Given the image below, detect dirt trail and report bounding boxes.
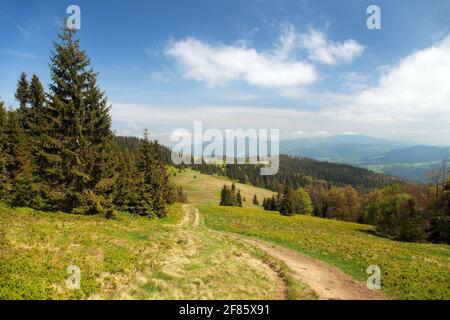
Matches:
[194,207,386,300]
[238,237,387,300]
[192,208,200,227]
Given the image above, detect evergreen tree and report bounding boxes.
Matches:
[135,129,168,218]
[0,101,10,200]
[4,111,38,207]
[253,194,259,206]
[15,72,30,110]
[220,185,231,206]
[27,74,46,135]
[236,190,243,207]
[36,27,115,215]
[280,188,295,216]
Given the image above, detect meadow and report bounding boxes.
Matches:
[200,204,450,300]
[171,169,450,300]
[0,203,299,300]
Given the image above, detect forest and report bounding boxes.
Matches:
[0,28,183,219]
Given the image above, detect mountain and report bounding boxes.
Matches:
[280,135,412,164]
[361,145,450,164]
[280,135,449,183]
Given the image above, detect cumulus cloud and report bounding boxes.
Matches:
[166,37,318,88]
[165,25,364,89]
[298,28,365,65]
[325,35,450,124]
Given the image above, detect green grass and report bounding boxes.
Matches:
[199,204,450,300]
[0,203,294,300]
[170,168,275,207]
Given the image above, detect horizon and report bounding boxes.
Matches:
[1,0,450,146]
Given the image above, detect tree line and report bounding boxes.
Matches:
[191,155,401,192]
[261,167,449,243]
[0,27,182,218]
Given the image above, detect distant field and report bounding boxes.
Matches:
[170,168,275,207]
[0,203,288,300]
[200,204,450,300]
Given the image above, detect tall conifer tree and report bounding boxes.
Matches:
[37,27,114,214]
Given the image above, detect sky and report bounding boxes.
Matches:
[1,0,450,146]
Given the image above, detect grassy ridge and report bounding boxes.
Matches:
[0,204,287,300]
[200,204,450,300]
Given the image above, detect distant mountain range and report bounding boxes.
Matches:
[280,135,450,183]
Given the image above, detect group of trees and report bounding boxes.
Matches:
[192,155,400,192]
[220,183,243,207]
[261,168,450,243]
[262,188,313,216]
[0,28,177,218]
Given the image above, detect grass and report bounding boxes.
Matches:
[169,168,275,207]
[199,204,450,300]
[0,202,299,300]
[171,170,450,300]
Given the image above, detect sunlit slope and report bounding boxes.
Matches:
[173,169,450,300]
[0,204,287,300]
[170,168,275,206]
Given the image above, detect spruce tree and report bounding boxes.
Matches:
[15,72,30,110]
[27,74,46,135]
[236,190,243,207]
[253,194,259,206]
[37,27,115,214]
[4,111,38,207]
[0,101,11,201]
[136,129,168,218]
[220,185,231,206]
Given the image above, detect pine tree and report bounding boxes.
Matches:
[15,72,30,110]
[27,74,46,135]
[220,185,231,206]
[0,101,11,200]
[36,27,115,214]
[253,194,259,206]
[236,190,243,207]
[280,188,294,216]
[4,111,38,207]
[135,129,168,218]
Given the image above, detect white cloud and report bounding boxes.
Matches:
[340,72,369,91]
[298,28,365,65]
[325,35,450,124]
[166,37,318,88]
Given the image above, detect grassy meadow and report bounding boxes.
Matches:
[171,169,450,300]
[0,203,300,300]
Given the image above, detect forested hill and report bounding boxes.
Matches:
[115,136,172,164]
[114,137,400,191]
[192,155,401,192]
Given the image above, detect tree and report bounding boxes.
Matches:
[220,185,232,206]
[292,188,313,215]
[429,174,450,243]
[135,129,168,218]
[326,186,360,221]
[236,190,243,207]
[3,111,38,208]
[280,188,295,216]
[15,72,30,110]
[27,74,46,135]
[35,27,116,215]
[0,101,10,200]
[252,194,259,206]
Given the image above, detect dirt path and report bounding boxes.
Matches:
[237,237,387,300]
[192,208,200,227]
[194,207,386,300]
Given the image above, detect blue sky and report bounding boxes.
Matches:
[1,0,450,145]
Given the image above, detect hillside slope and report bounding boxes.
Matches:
[172,170,450,300]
